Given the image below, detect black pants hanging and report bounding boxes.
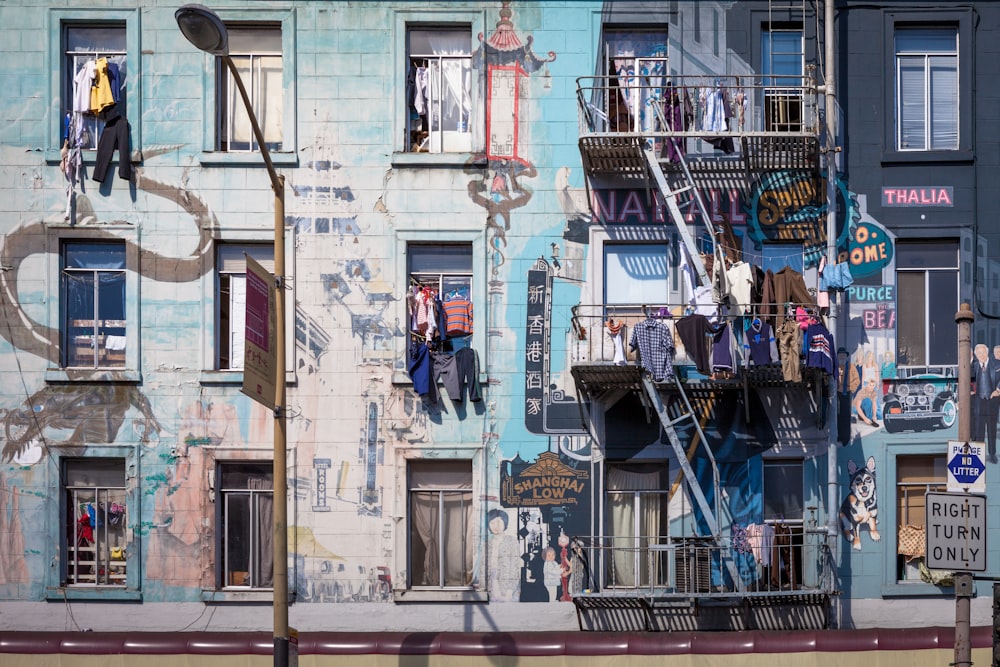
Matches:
[93,112,132,183]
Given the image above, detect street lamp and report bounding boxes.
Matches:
[175,5,289,667]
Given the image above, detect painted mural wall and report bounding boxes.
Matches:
[0,0,996,633]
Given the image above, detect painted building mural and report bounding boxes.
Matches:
[0,0,997,634]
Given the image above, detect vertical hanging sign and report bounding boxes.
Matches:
[242,253,277,410]
[524,259,551,434]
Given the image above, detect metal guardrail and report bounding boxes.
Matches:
[576,73,819,140]
[571,529,835,599]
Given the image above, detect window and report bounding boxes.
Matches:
[895,454,946,581]
[895,27,958,151]
[63,24,127,151]
[762,459,803,591]
[605,462,668,588]
[407,460,473,588]
[407,243,473,344]
[896,240,958,369]
[64,458,127,587]
[604,30,668,133]
[217,243,274,370]
[406,27,472,153]
[62,241,126,368]
[217,25,282,152]
[604,243,670,308]
[762,25,804,132]
[218,462,273,589]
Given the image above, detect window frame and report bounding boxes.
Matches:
[215,242,276,371]
[47,227,140,382]
[761,23,805,133]
[216,460,274,590]
[406,459,474,589]
[603,461,669,590]
[63,457,129,588]
[894,27,958,152]
[393,229,486,383]
[587,226,682,318]
[882,446,950,596]
[405,26,474,155]
[894,239,959,372]
[200,230,296,385]
[882,9,973,163]
[47,8,142,161]
[216,24,284,153]
[60,240,127,370]
[392,8,486,165]
[192,8,297,166]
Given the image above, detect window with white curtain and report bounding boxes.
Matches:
[895,27,958,151]
[406,27,472,153]
[605,462,668,588]
[218,25,283,152]
[407,460,473,588]
[218,461,273,589]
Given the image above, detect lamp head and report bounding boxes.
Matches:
[175,4,229,56]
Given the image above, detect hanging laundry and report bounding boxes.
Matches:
[805,321,837,379]
[675,313,718,375]
[91,57,116,114]
[605,319,626,366]
[744,318,778,366]
[92,108,132,183]
[777,318,803,382]
[629,314,676,382]
[443,291,473,336]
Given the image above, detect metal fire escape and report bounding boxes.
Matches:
[571,0,824,620]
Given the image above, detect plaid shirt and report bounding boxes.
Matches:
[629,318,676,382]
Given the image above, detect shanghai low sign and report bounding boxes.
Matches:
[925,492,987,572]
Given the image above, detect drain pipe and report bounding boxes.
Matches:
[823,0,840,545]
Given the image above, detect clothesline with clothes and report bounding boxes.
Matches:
[62,54,132,220]
[594,297,836,385]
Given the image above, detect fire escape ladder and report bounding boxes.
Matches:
[640,374,744,593]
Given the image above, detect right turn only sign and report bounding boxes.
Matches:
[925,492,987,572]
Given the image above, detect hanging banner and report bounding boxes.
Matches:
[524,259,551,434]
[241,253,277,410]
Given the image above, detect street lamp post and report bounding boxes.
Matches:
[175,5,288,666]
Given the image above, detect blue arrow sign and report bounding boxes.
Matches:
[948,453,985,485]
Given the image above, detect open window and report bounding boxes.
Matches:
[895,454,946,581]
[217,25,283,152]
[406,27,472,153]
[64,458,128,587]
[761,24,804,132]
[63,23,127,151]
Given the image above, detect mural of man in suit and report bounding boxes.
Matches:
[972,343,1000,463]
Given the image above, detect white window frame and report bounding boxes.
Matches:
[216,243,275,370]
[192,8,296,166]
[63,457,128,588]
[217,24,283,153]
[217,461,274,590]
[586,226,683,318]
[47,8,142,158]
[393,8,485,161]
[61,240,127,370]
[895,27,959,152]
[200,230,296,385]
[406,27,473,154]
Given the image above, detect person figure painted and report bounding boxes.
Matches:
[972,343,1000,462]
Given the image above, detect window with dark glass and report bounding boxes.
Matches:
[62,241,126,368]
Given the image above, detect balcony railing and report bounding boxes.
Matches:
[571,528,836,600]
[576,73,820,142]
